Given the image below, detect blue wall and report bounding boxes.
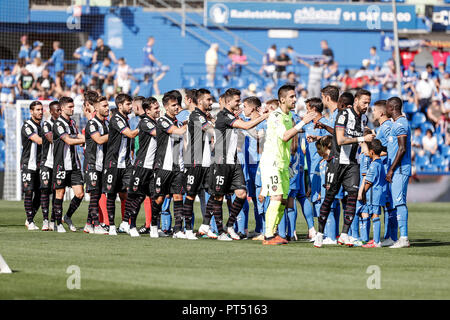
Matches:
[16,7,393,92]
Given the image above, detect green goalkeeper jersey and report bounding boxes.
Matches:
[260,108,293,170]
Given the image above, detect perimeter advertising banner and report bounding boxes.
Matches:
[432,6,450,31]
[205,1,417,31]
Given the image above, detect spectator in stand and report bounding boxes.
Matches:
[133,73,153,97]
[426,63,438,81]
[411,127,423,160]
[365,78,381,101]
[30,41,43,61]
[93,38,117,65]
[231,47,248,77]
[0,67,17,114]
[339,69,353,91]
[114,57,134,94]
[102,75,115,101]
[446,126,450,146]
[71,73,86,97]
[400,47,420,69]
[12,58,27,82]
[367,46,380,70]
[36,68,55,97]
[320,40,334,65]
[427,97,445,130]
[440,71,450,98]
[286,46,300,73]
[431,46,450,69]
[403,62,419,84]
[422,129,438,156]
[55,70,70,98]
[48,41,65,74]
[274,49,291,82]
[260,44,277,80]
[323,61,340,86]
[437,62,446,81]
[286,71,305,95]
[205,43,219,85]
[296,88,308,117]
[141,36,165,95]
[73,39,94,75]
[91,57,115,91]
[416,71,436,113]
[242,83,258,100]
[222,51,235,81]
[18,35,31,63]
[26,57,46,80]
[17,68,35,99]
[298,58,324,98]
[257,83,275,102]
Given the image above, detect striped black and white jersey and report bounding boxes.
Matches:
[21,119,42,171]
[134,115,157,169]
[154,114,184,172]
[53,116,81,171]
[40,119,54,169]
[184,107,212,168]
[213,108,239,165]
[104,110,132,169]
[332,107,368,165]
[84,115,109,172]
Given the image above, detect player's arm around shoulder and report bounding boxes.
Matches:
[232,112,268,130]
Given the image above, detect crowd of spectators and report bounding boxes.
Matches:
[202,40,450,173]
[0,35,168,116]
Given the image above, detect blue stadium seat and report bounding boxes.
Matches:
[411,112,426,129]
[0,118,5,137]
[230,77,248,90]
[0,140,5,163]
[415,155,429,171]
[403,101,417,114]
[247,76,264,89]
[431,155,449,171]
[0,160,4,172]
[420,122,434,133]
[197,76,207,88]
[437,134,444,146]
[181,76,196,89]
[215,77,229,90]
[440,145,450,157]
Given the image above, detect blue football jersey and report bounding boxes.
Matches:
[387,116,412,176]
[365,158,387,206]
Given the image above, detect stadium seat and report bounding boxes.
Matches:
[215,77,229,90]
[197,76,207,88]
[0,160,4,171]
[415,155,429,171]
[411,112,426,129]
[420,122,434,133]
[431,155,449,171]
[181,76,196,89]
[0,118,5,138]
[247,76,264,89]
[403,101,417,114]
[437,135,444,146]
[440,145,450,157]
[0,140,5,163]
[230,77,248,90]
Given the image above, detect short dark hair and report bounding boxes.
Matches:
[278,84,295,100]
[243,96,262,109]
[29,101,42,111]
[316,135,332,151]
[387,96,403,113]
[133,96,145,104]
[305,97,323,113]
[59,96,74,107]
[48,100,59,111]
[84,90,99,106]
[368,139,383,156]
[321,85,339,102]
[224,88,241,103]
[355,89,371,99]
[196,88,211,103]
[94,96,107,105]
[373,99,387,112]
[142,97,158,111]
[185,89,198,104]
[167,90,182,105]
[115,93,132,108]
[162,92,179,106]
[338,92,354,108]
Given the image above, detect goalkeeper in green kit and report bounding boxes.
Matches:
[259,84,316,245]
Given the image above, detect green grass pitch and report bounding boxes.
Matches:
[0,200,449,299]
